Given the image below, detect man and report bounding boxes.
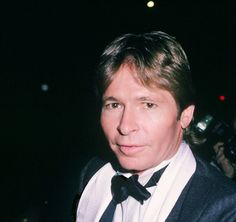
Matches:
[75,31,236,221]
[213,109,236,179]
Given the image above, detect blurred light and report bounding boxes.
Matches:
[219,95,225,101]
[147,1,155,8]
[41,84,49,92]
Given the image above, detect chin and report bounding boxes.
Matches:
[117,156,145,173]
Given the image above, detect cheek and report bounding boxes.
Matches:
[100,114,116,140]
[147,118,179,140]
[100,115,108,134]
[148,115,172,129]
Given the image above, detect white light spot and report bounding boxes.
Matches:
[147,1,155,8]
[41,84,49,92]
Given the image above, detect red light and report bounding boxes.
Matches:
[219,95,225,101]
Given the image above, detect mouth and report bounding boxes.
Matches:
[117,144,145,156]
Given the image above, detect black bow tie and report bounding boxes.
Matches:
[111,165,167,204]
[99,165,167,222]
[111,174,150,204]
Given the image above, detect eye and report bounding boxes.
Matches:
[104,102,121,110]
[144,102,157,109]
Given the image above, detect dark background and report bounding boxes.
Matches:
[1,0,236,221]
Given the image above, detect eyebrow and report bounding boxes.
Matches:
[137,96,155,101]
[102,96,119,103]
[102,96,156,103]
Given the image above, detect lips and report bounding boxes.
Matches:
[117,144,145,156]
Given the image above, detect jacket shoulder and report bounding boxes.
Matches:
[78,157,108,193]
[72,157,107,221]
[170,156,236,222]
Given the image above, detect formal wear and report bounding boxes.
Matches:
[75,142,236,222]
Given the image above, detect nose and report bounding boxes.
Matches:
[117,107,139,136]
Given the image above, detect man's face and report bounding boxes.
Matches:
[100,64,193,173]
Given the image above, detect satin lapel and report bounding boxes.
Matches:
[166,168,215,222]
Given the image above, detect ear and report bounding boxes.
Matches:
[180,105,195,129]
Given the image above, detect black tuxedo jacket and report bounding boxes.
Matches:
[75,155,236,222]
